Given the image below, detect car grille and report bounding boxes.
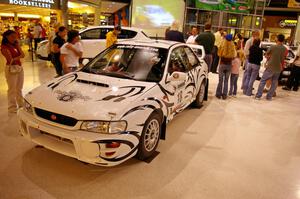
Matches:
[35,108,78,127]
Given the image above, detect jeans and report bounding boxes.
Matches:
[204,54,213,72]
[52,53,63,76]
[211,46,219,73]
[256,68,280,100]
[243,63,260,96]
[216,64,231,97]
[286,65,300,90]
[5,66,24,112]
[241,59,249,90]
[229,74,239,95]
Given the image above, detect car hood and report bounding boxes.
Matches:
[26,72,156,121]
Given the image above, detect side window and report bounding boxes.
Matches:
[184,47,199,68]
[100,28,113,39]
[118,30,138,39]
[168,47,192,74]
[80,29,101,39]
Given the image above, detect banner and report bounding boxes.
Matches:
[196,0,250,13]
[2,0,60,9]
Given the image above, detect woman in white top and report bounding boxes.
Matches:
[60,30,83,74]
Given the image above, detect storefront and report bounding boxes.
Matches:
[0,0,61,40]
[262,15,298,43]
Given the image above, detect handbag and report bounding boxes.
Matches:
[9,64,22,74]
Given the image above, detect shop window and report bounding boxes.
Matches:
[80,29,101,39]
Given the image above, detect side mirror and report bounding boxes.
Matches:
[82,59,89,66]
[168,72,187,82]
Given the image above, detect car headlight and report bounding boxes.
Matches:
[81,121,127,134]
[24,99,33,114]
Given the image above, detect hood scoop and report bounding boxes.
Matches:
[76,79,109,88]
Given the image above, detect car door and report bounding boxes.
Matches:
[166,47,193,114]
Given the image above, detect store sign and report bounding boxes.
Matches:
[4,0,60,9]
[279,20,298,28]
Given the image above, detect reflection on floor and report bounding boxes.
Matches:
[0,52,300,199]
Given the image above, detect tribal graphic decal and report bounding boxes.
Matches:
[93,131,140,162]
[100,86,146,102]
[55,90,91,102]
[48,73,78,91]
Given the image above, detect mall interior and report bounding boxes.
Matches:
[0,0,300,199]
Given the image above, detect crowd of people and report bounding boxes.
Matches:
[165,21,300,101]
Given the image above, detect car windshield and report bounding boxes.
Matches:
[82,45,168,82]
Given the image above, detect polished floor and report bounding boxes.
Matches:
[0,52,300,199]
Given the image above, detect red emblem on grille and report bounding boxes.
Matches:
[51,114,57,121]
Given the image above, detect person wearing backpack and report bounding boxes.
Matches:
[216,34,236,100]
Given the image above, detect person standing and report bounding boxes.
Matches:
[52,26,67,77]
[255,34,287,100]
[211,28,223,73]
[1,30,25,113]
[186,26,198,44]
[48,23,60,61]
[195,23,215,72]
[165,21,184,43]
[106,25,121,48]
[241,30,260,90]
[216,34,236,100]
[60,30,83,74]
[283,45,300,91]
[33,21,42,51]
[243,39,263,96]
[229,54,241,97]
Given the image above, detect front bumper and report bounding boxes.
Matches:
[18,109,140,166]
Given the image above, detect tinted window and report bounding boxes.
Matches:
[80,29,101,39]
[118,30,138,39]
[168,47,193,74]
[82,45,168,82]
[184,47,199,68]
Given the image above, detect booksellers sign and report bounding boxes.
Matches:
[3,0,60,9]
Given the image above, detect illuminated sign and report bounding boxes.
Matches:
[288,0,300,8]
[279,19,298,28]
[4,0,60,9]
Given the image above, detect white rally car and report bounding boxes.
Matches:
[18,40,209,166]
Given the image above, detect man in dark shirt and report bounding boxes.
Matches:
[165,21,184,43]
[52,26,67,77]
[255,34,287,100]
[195,23,215,72]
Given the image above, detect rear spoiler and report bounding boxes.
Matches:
[187,44,205,60]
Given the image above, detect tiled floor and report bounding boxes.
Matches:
[0,52,300,199]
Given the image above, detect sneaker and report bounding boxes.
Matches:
[222,95,227,100]
[254,96,261,100]
[282,87,291,91]
[216,95,221,99]
[292,88,299,92]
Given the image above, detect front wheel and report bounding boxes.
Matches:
[137,112,161,160]
[193,80,206,108]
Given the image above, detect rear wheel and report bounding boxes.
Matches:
[137,112,161,160]
[193,80,206,108]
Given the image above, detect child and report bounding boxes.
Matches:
[229,53,241,97]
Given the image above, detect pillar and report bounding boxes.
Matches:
[61,0,68,27]
[94,0,102,26]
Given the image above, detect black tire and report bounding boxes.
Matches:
[137,112,161,160]
[193,80,206,108]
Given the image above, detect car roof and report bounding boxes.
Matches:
[117,39,181,49]
[82,26,144,33]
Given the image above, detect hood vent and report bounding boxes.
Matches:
[76,79,109,88]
